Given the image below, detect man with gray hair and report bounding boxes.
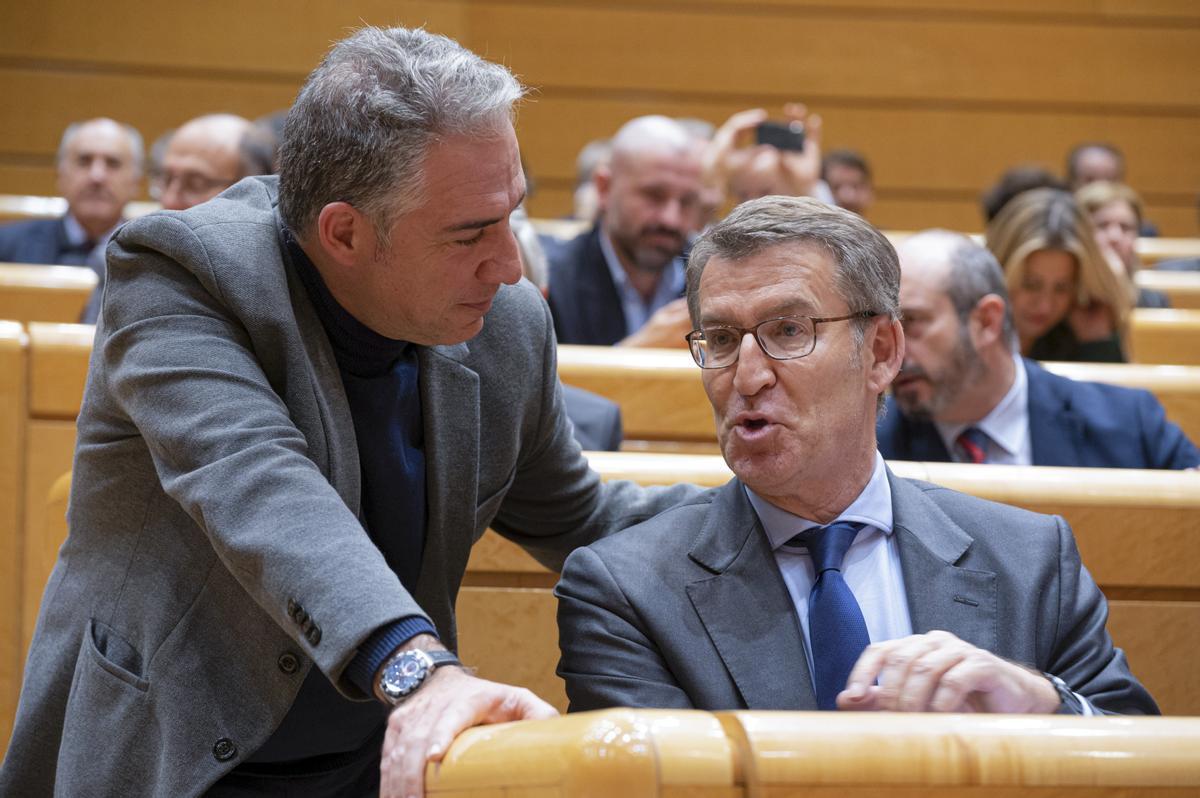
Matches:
[547,114,704,347]
[879,230,1199,469]
[2,26,694,797]
[556,197,1155,716]
[0,117,143,321]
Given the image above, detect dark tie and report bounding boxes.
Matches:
[956,427,989,464]
[790,521,870,710]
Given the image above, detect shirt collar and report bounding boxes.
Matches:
[597,229,686,301]
[62,213,119,248]
[934,350,1027,459]
[748,451,894,552]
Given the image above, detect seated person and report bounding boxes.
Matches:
[1065,142,1158,236]
[986,188,1131,362]
[547,116,703,347]
[1076,181,1169,308]
[979,165,1064,224]
[556,196,1156,716]
[822,149,875,217]
[879,230,1199,469]
[152,113,273,211]
[0,117,143,322]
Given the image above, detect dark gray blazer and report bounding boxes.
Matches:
[556,472,1157,715]
[2,177,695,796]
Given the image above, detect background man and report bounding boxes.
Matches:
[0,117,143,321]
[154,112,274,210]
[556,196,1155,717]
[822,149,875,217]
[879,229,1199,469]
[547,115,703,347]
[2,27,693,798]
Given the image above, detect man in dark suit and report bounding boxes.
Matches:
[878,230,1199,469]
[0,117,143,321]
[547,115,703,347]
[556,197,1155,716]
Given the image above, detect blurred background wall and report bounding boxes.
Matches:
[1,0,1197,233]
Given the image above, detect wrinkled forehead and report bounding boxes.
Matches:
[697,242,840,323]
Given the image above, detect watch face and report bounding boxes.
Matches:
[382,651,432,700]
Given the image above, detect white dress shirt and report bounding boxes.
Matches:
[934,352,1032,465]
[748,452,913,688]
[598,230,686,338]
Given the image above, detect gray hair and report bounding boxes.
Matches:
[58,118,145,177]
[686,196,901,346]
[278,26,525,239]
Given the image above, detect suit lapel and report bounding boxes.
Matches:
[685,481,817,710]
[890,473,997,652]
[413,343,479,609]
[1025,359,1086,466]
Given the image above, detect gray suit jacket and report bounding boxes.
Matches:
[556,471,1157,715]
[2,177,695,797]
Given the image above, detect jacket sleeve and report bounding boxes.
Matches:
[1044,516,1159,714]
[1134,389,1200,469]
[555,546,695,711]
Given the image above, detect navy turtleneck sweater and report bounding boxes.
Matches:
[246,232,437,764]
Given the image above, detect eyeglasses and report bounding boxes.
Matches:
[148,170,235,202]
[685,311,879,369]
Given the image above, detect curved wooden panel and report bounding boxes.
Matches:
[0,264,95,325]
[1131,308,1200,366]
[0,320,26,754]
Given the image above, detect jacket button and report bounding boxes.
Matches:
[278,653,299,674]
[287,598,300,618]
[306,625,322,646]
[213,738,237,762]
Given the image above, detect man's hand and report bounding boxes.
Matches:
[617,298,693,349]
[835,631,1062,713]
[378,654,557,798]
[702,104,824,201]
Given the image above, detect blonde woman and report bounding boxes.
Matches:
[1076,181,1170,308]
[986,188,1131,362]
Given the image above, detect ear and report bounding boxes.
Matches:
[314,201,376,269]
[970,294,1007,349]
[865,316,904,397]
[593,164,613,209]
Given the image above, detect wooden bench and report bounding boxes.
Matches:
[1131,308,1200,366]
[558,345,1200,450]
[0,194,157,222]
[0,321,25,752]
[0,263,96,325]
[1137,269,1200,310]
[428,709,1200,797]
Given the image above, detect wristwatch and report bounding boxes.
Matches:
[378,648,461,705]
[1043,672,1085,715]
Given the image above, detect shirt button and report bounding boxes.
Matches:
[277,653,299,674]
[212,738,237,762]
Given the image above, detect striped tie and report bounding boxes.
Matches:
[956,427,989,464]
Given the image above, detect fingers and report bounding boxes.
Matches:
[379,669,559,798]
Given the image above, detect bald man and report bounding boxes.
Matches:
[155,114,273,210]
[0,117,143,321]
[547,115,704,346]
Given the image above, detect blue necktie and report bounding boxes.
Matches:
[792,521,870,710]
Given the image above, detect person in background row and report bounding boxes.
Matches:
[1075,181,1169,308]
[822,149,875,217]
[0,117,143,323]
[702,103,832,208]
[1065,142,1158,236]
[986,188,1130,363]
[556,197,1157,717]
[547,115,704,348]
[979,165,1064,224]
[879,229,1198,469]
[569,138,611,224]
[153,113,274,211]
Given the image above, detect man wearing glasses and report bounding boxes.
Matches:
[555,196,1155,716]
[152,113,273,211]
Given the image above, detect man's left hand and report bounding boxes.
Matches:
[379,666,558,798]
[836,630,1062,713]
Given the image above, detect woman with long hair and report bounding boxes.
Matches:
[986,188,1131,362]
[1076,180,1170,308]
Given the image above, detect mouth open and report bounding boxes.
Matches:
[742,418,768,431]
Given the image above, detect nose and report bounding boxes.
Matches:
[87,158,109,182]
[730,331,776,397]
[478,225,524,286]
[657,197,687,232]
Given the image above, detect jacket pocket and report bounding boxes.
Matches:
[84,618,150,692]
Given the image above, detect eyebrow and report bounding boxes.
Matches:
[442,191,528,234]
